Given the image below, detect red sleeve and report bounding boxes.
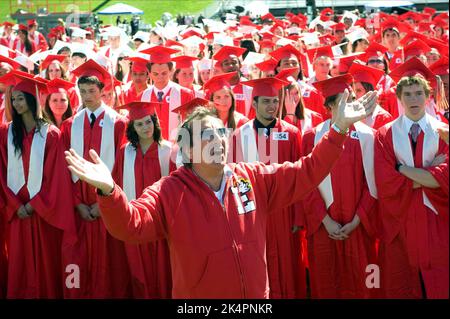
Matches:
[355,180,377,237]
[114,115,128,150]
[423,141,449,202]
[111,145,125,188]
[254,128,346,213]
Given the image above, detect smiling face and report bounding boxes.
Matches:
[11,90,31,115]
[177,67,195,87]
[253,95,280,124]
[133,115,155,141]
[212,88,233,114]
[47,62,63,80]
[48,92,69,117]
[399,83,428,121]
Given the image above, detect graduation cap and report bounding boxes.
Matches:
[389,57,436,87]
[307,45,334,62]
[348,63,384,88]
[180,28,204,40]
[212,45,246,63]
[330,22,346,32]
[261,12,275,21]
[319,33,336,45]
[425,38,449,57]
[139,46,179,64]
[346,28,369,44]
[171,97,210,120]
[203,72,237,93]
[127,56,149,73]
[274,67,298,83]
[400,11,420,22]
[244,77,289,97]
[0,70,47,98]
[116,101,159,121]
[313,74,353,98]
[270,44,303,62]
[40,54,66,70]
[172,55,198,69]
[255,58,278,72]
[423,7,436,16]
[27,19,37,26]
[46,78,75,94]
[47,32,57,39]
[0,54,20,69]
[18,24,27,31]
[70,27,90,39]
[381,18,401,33]
[338,52,365,73]
[71,59,114,89]
[429,56,449,75]
[399,31,427,46]
[165,39,185,49]
[403,39,431,58]
[258,39,275,49]
[433,18,448,30]
[2,21,14,28]
[320,8,334,21]
[418,22,434,33]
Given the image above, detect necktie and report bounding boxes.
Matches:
[410,123,420,143]
[90,113,96,128]
[157,91,164,102]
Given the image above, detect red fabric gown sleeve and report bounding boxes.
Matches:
[355,179,377,238]
[423,141,449,204]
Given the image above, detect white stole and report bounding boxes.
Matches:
[300,109,313,134]
[7,123,49,198]
[242,84,253,118]
[123,141,172,200]
[70,107,117,182]
[391,114,440,214]
[141,82,182,141]
[239,121,259,162]
[314,120,334,209]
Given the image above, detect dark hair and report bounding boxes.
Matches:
[382,28,400,38]
[115,57,125,81]
[209,87,237,130]
[240,40,256,59]
[324,94,339,109]
[172,68,181,83]
[351,39,368,53]
[18,29,33,56]
[71,52,87,60]
[176,107,218,168]
[44,92,73,126]
[275,59,303,81]
[10,91,46,156]
[366,56,389,74]
[126,114,162,149]
[358,81,374,94]
[282,83,306,120]
[78,76,105,90]
[57,46,71,55]
[148,62,174,72]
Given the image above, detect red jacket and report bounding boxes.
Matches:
[98,129,347,298]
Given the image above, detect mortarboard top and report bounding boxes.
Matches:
[27,19,37,26]
[348,63,385,87]
[132,31,150,42]
[338,52,365,73]
[47,32,57,39]
[423,7,436,16]
[212,45,246,63]
[429,56,449,75]
[275,37,296,47]
[424,38,449,57]
[362,42,388,61]
[127,56,149,73]
[381,18,401,33]
[2,21,14,27]
[307,45,334,62]
[204,31,219,40]
[244,77,289,98]
[242,52,266,66]
[258,39,275,49]
[313,74,353,98]
[399,30,427,46]
[180,28,204,40]
[139,46,179,64]
[319,33,336,44]
[165,39,185,49]
[172,55,198,69]
[14,50,38,70]
[289,16,306,27]
[354,18,366,28]
[0,54,20,69]
[270,44,303,62]
[330,22,346,32]
[346,27,369,44]
[0,70,47,98]
[71,59,114,89]
[171,97,210,120]
[320,8,334,21]
[40,54,66,70]
[403,39,432,58]
[400,11,420,22]
[261,13,275,21]
[389,57,436,87]
[287,34,301,41]
[255,58,278,72]
[274,67,298,83]
[259,31,275,41]
[433,17,448,30]
[285,12,295,19]
[203,72,237,93]
[70,27,90,38]
[46,78,75,95]
[18,24,27,31]
[116,101,159,121]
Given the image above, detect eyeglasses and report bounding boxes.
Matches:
[368,59,384,64]
[200,127,229,141]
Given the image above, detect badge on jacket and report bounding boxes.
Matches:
[234,178,256,214]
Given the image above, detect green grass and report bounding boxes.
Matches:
[1,0,214,25]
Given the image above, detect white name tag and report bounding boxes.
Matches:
[395,58,402,64]
[303,91,310,98]
[272,132,289,141]
[165,96,170,103]
[235,94,244,100]
[99,119,104,127]
[350,130,359,140]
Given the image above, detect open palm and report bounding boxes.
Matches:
[335,89,378,129]
[65,149,115,194]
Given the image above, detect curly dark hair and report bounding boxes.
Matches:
[126,114,162,149]
[10,91,46,156]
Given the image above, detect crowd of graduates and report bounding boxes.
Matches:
[0,5,448,299]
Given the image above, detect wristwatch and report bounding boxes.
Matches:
[331,123,349,135]
[395,163,403,172]
[97,184,115,196]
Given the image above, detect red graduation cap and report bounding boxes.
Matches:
[289,16,306,27]
[433,18,448,30]
[46,78,75,94]
[389,57,436,87]
[171,97,210,120]
[255,58,278,72]
[285,12,295,19]
[259,31,275,41]
[27,19,37,26]
[0,54,21,69]
[0,70,47,97]
[354,18,366,28]
[320,8,334,21]
[47,32,57,39]
[313,74,353,98]
[274,67,298,82]
[165,39,185,48]
[126,57,149,73]
[425,38,449,57]
[418,22,434,33]
[306,45,334,62]
[139,46,179,64]
[269,44,303,62]
[18,24,27,31]
[244,77,289,97]
[258,39,275,49]
[348,63,384,87]
[338,52,365,73]
[423,7,436,16]
[181,29,204,39]
[204,31,219,40]
[41,54,66,70]
[212,45,247,62]
[116,101,159,121]
[399,30,427,46]
[319,33,336,45]
[261,13,275,21]
[381,18,401,33]
[400,11,420,22]
[172,55,198,69]
[330,22,346,32]
[428,56,449,75]
[403,39,431,58]
[363,42,388,59]
[71,59,114,89]
[203,72,237,93]
[2,21,14,27]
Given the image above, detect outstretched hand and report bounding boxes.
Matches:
[334,89,378,131]
[65,149,115,194]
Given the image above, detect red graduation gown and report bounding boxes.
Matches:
[123,83,147,104]
[60,111,131,298]
[97,129,347,298]
[298,80,328,119]
[231,119,307,298]
[0,176,6,298]
[374,123,449,299]
[0,124,77,298]
[112,142,177,298]
[301,125,378,298]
